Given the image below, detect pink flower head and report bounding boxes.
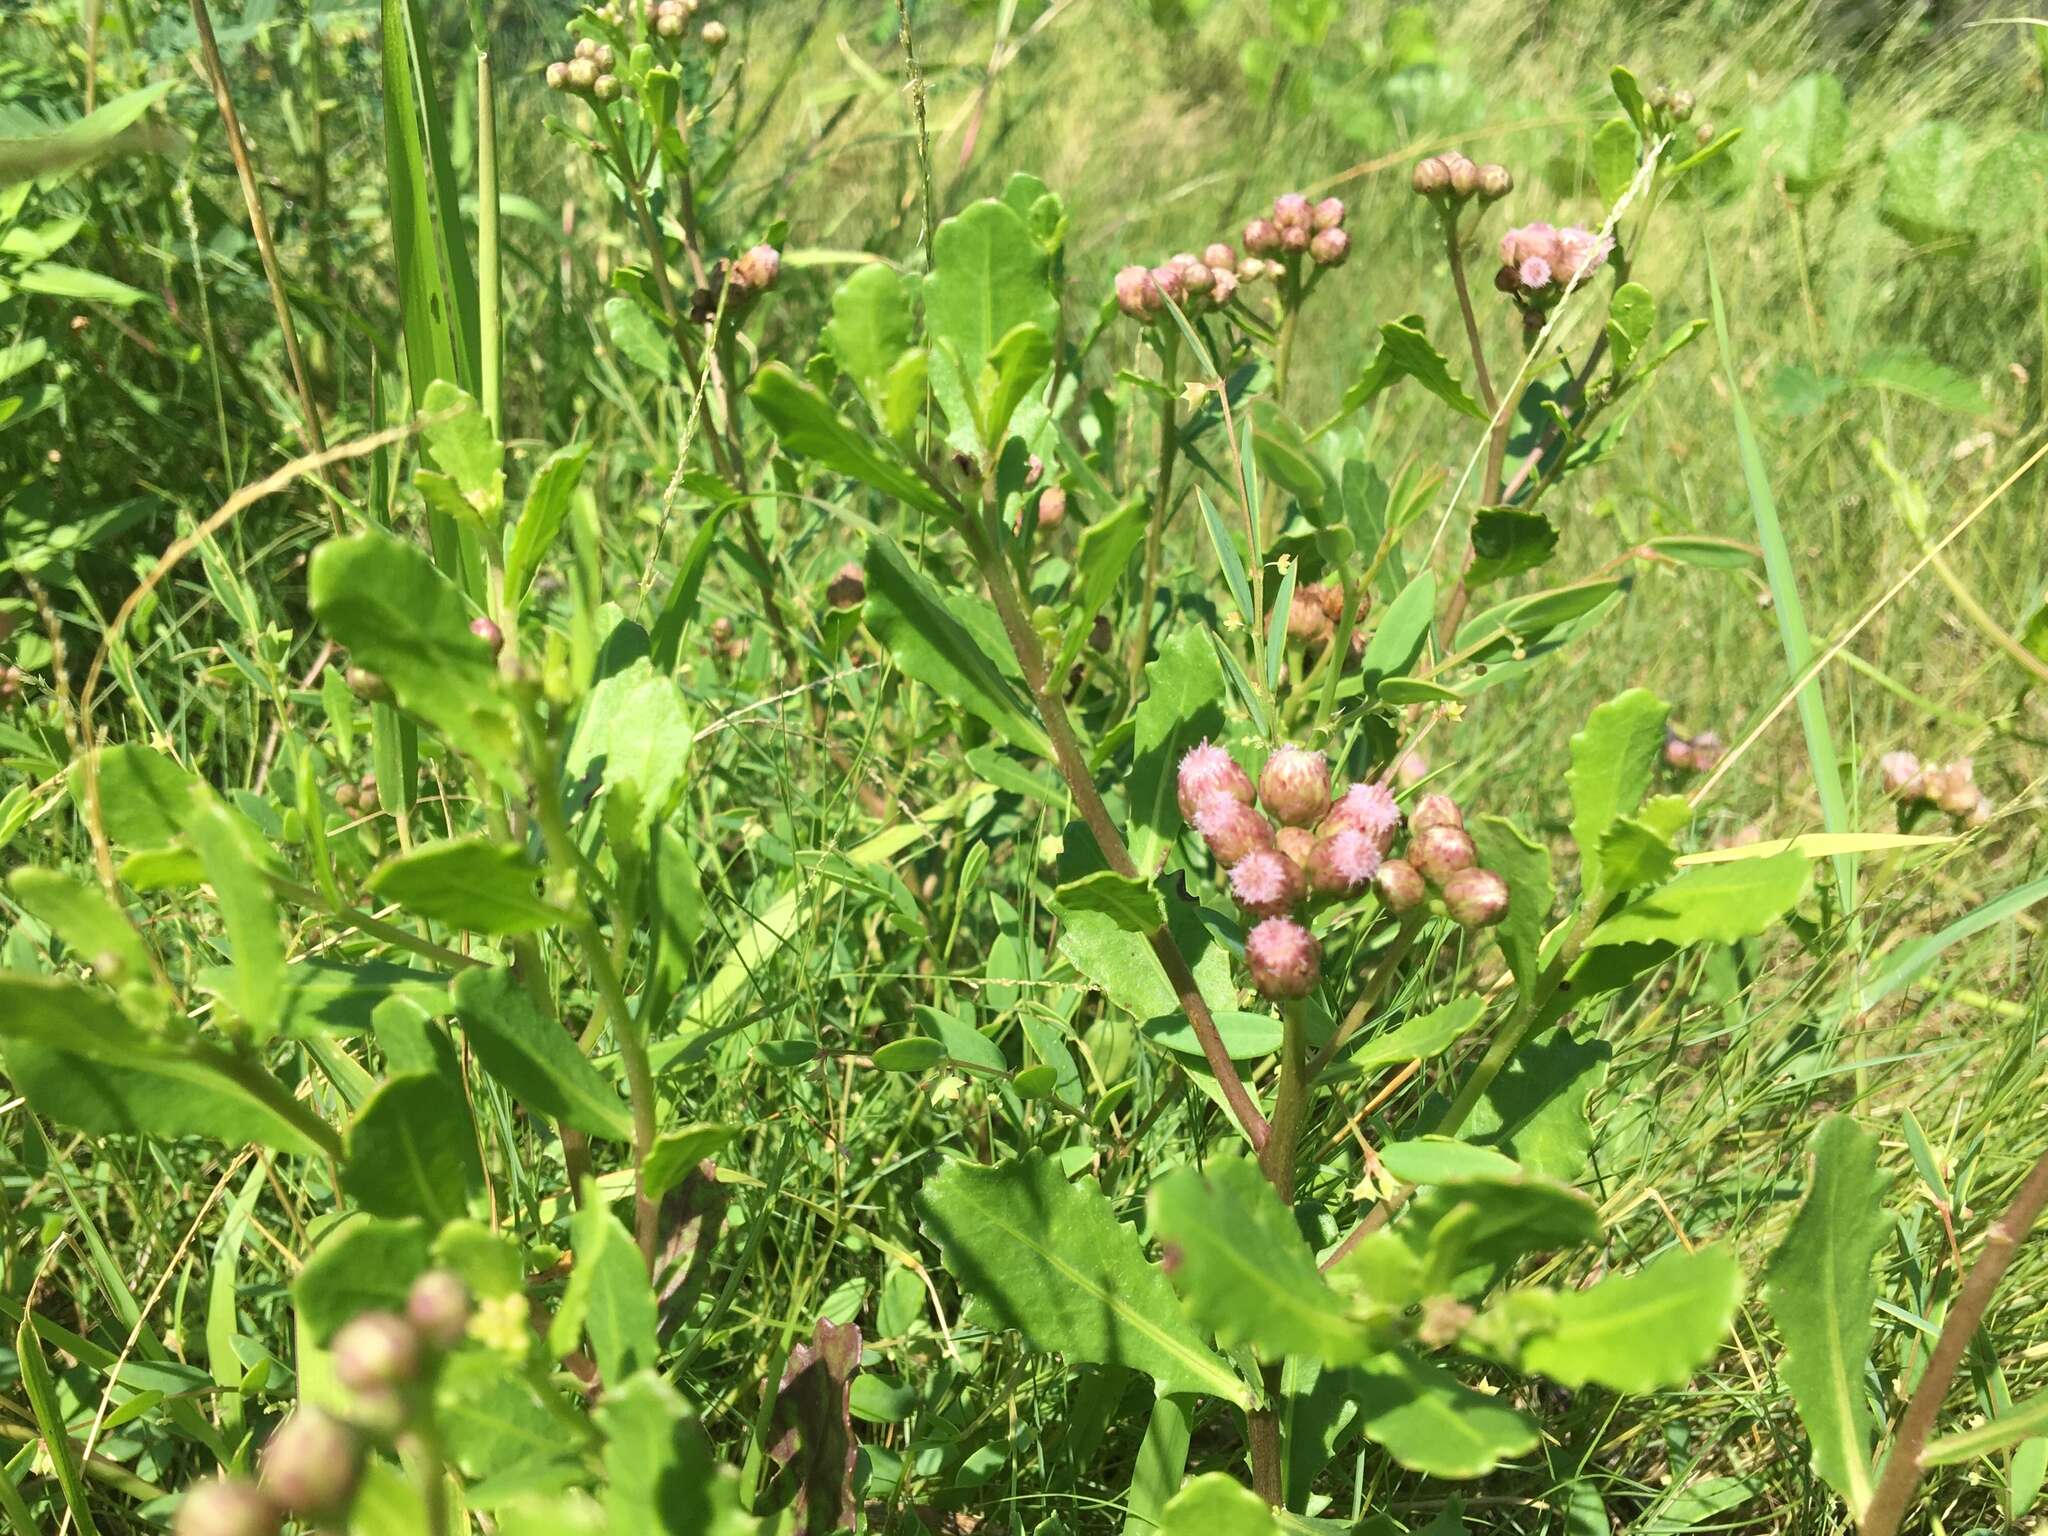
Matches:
[1310,227,1351,267]
[1210,268,1240,306]
[1177,740,1255,821]
[1258,745,1331,827]
[1114,265,1159,320]
[1374,858,1427,914]
[1499,221,1558,269]
[1312,196,1347,232]
[1555,226,1614,282]
[1246,917,1320,999]
[1518,256,1552,290]
[1193,794,1274,869]
[1229,849,1304,919]
[1326,782,1401,851]
[1272,192,1312,230]
[1243,218,1281,255]
[1308,828,1382,896]
[1880,750,1924,798]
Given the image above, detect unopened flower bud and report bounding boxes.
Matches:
[1312,196,1346,231]
[406,1270,472,1351]
[1194,794,1275,868]
[356,773,379,812]
[1089,615,1113,653]
[1114,264,1156,320]
[592,43,616,70]
[1177,260,1215,296]
[260,1409,363,1519]
[592,73,620,102]
[545,60,570,89]
[1203,242,1237,273]
[332,1311,421,1393]
[1272,192,1311,229]
[1275,826,1317,867]
[1928,759,1981,818]
[1411,156,1451,195]
[700,18,727,46]
[574,36,598,58]
[1309,227,1350,267]
[1695,120,1716,147]
[1879,750,1924,798]
[1243,218,1281,255]
[1308,828,1382,896]
[1149,264,1185,305]
[1245,917,1320,999]
[1177,740,1255,820]
[1442,867,1509,928]
[174,1478,280,1536]
[566,56,598,90]
[1258,745,1331,828]
[1036,486,1068,530]
[335,781,358,810]
[1229,849,1305,919]
[1409,824,1478,887]
[1447,156,1480,198]
[1325,782,1400,850]
[827,561,865,609]
[710,616,734,643]
[1648,83,1671,111]
[345,664,392,703]
[1670,89,1695,122]
[1210,268,1239,305]
[1478,163,1513,201]
[1687,730,1724,774]
[1024,454,1045,488]
[655,9,684,35]
[469,616,503,653]
[1279,223,1310,254]
[1408,793,1462,836]
[1374,859,1426,913]
[1286,599,1332,646]
[1663,731,1694,771]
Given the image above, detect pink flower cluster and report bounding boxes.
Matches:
[1663,728,1725,775]
[1177,743,1509,1002]
[1115,190,1350,323]
[1882,751,1991,825]
[1497,222,1613,296]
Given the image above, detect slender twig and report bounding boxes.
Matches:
[1860,1144,2048,1536]
[188,0,329,465]
[1128,330,1181,698]
[1434,202,1504,649]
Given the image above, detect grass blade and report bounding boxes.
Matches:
[16,1306,101,1535]
[1863,873,2048,1008]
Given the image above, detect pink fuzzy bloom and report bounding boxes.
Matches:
[1229,849,1304,919]
[1880,750,1924,798]
[1204,242,1238,272]
[1245,917,1321,1000]
[1518,256,1552,290]
[1236,921,1318,1003]
[1258,745,1331,827]
[1308,829,1382,895]
[1194,794,1274,868]
[1499,221,1558,269]
[1555,226,1614,282]
[1326,782,1401,850]
[1177,740,1255,821]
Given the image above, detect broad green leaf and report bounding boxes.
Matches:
[1053,870,1166,933]
[822,263,918,410]
[505,440,591,602]
[1597,815,1678,892]
[1378,1138,1523,1187]
[1391,1172,1600,1293]
[436,1352,581,1499]
[1609,65,1649,131]
[552,1194,658,1386]
[1591,117,1640,205]
[873,1037,947,1073]
[1467,817,1551,990]
[293,1217,431,1343]
[1607,282,1656,369]
[603,296,677,379]
[1588,850,1807,948]
[1354,1349,1538,1478]
[1141,1010,1283,1061]
[982,322,1054,448]
[1566,688,1669,887]
[1157,1473,1278,1536]
[1645,534,1760,570]
[1128,628,1229,871]
[308,533,517,778]
[639,1123,736,1200]
[597,1371,747,1535]
[1340,316,1487,421]
[420,379,505,518]
[19,261,148,306]
[1922,1393,2048,1467]
[1764,1116,1889,1517]
[1461,1027,1609,1184]
[7,866,151,979]
[1251,404,1329,510]
[367,837,562,934]
[15,1308,99,1536]
[1767,72,1849,194]
[1058,883,1237,1030]
[863,535,1051,756]
[749,362,951,516]
[1465,509,1557,589]
[186,789,286,1036]
[924,198,1060,415]
[1343,997,1486,1074]
[1359,571,1437,697]
[1150,1157,1377,1367]
[71,743,197,847]
[0,78,176,186]
[453,967,633,1142]
[1518,1244,1741,1392]
[566,655,693,844]
[345,1072,481,1224]
[919,1153,1249,1404]
[1060,496,1147,666]
[1879,119,1976,244]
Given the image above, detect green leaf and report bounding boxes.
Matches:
[1922,1393,2048,1467]
[1467,817,1551,991]
[1566,688,1669,891]
[1060,496,1148,666]
[1596,815,1679,892]
[18,261,148,306]
[1150,1157,1377,1367]
[420,379,505,519]
[749,362,951,517]
[1157,1473,1278,1536]
[73,743,198,847]
[639,1123,736,1200]
[345,1072,481,1224]
[1863,872,2048,1008]
[1644,534,1760,571]
[823,264,918,411]
[505,440,591,602]
[1128,628,1229,872]
[186,789,286,1036]
[1853,348,1987,416]
[0,78,176,187]
[1359,571,1437,698]
[1466,509,1557,589]
[982,322,1054,448]
[1378,1138,1524,1186]
[1767,72,1849,194]
[1053,870,1167,933]
[1588,850,1807,948]
[436,1352,582,1499]
[7,866,151,980]
[293,1217,431,1343]
[1461,1027,1608,1184]
[603,295,677,379]
[566,655,693,844]
[1518,1245,1742,1393]
[1764,1116,1889,1517]
[1591,116,1640,206]
[308,533,517,777]
[552,1193,658,1386]
[453,968,633,1142]
[863,535,1051,756]
[1609,65,1649,131]
[924,198,1060,428]
[1251,404,1329,510]
[367,836,562,934]
[1354,1349,1539,1478]
[1606,282,1656,369]
[1879,119,1976,244]
[873,1036,947,1073]
[1340,316,1487,421]
[597,1371,747,1535]
[1341,997,1486,1073]
[919,1152,1249,1404]
[15,1307,99,1536]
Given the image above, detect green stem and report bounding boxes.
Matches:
[1129,330,1182,698]
[476,42,502,432]
[1258,998,1310,1197]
